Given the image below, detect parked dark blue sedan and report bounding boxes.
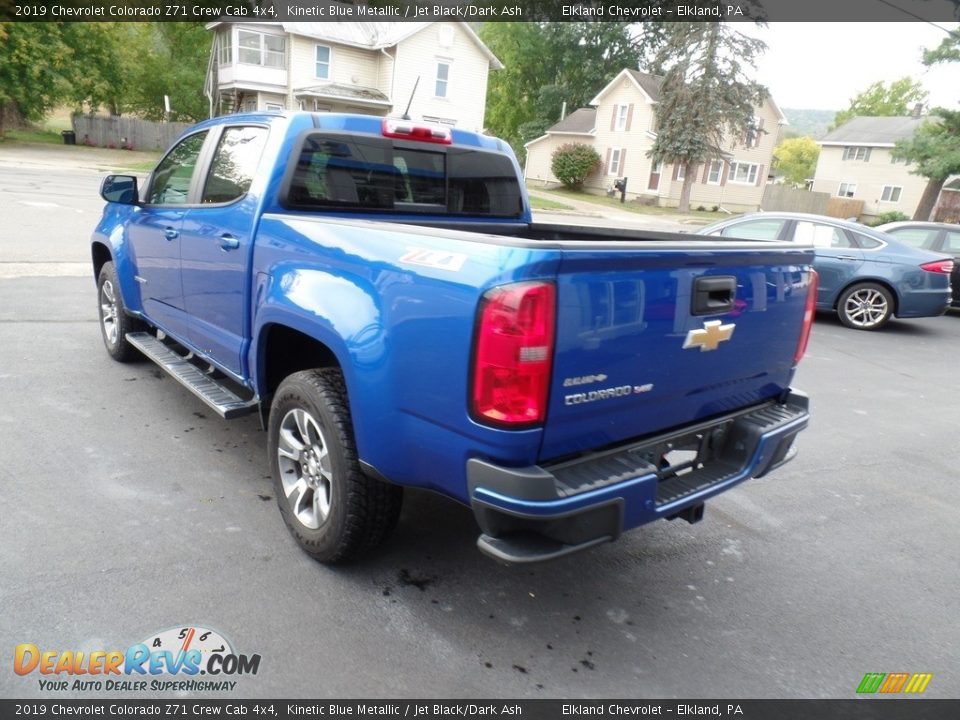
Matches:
[698,212,953,330]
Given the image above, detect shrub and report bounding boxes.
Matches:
[551,143,602,189]
[870,211,910,226]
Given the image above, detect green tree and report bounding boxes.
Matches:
[892,109,960,220]
[0,23,72,133]
[126,23,210,122]
[772,136,820,187]
[831,78,928,130]
[481,22,660,155]
[648,22,768,214]
[922,31,960,66]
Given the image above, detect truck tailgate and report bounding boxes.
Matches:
[539,242,814,462]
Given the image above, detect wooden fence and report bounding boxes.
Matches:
[825,197,865,220]
[71,115,191,152]
[760,185,830,215]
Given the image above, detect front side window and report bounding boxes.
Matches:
[201,127,269,204]
[838,182,857,198]
[886,227,937,248]
[435,62,450,98]
[148,132,208,205]
[880,185,902,203]
[315,45,330,79]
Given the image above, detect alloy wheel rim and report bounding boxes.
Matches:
[844,288,888,328]
[277,408,333,529]
[100,280,119,346]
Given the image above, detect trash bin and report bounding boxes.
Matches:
[61,130,76,146]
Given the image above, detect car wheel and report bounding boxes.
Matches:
[97,261,145,362]
[268,368,402,564]
[837,282,894,330]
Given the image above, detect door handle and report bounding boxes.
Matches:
[219,234,240,251]
[837,255,858,261]
[164,227,179,240]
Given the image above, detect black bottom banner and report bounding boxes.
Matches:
[2,699,959,720]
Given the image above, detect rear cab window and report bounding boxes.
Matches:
[282,132,524,218]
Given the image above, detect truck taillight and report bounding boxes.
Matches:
[471,281,556,428]
[794,269,818,366]
[382,117,452,144]
[920,259,954,274]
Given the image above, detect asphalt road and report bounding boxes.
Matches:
[1,161,958,701]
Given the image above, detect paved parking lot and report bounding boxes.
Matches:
[1,158,958,700]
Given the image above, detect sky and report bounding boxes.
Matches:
[741,22,960,111]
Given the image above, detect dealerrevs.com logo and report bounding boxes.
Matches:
[14,626,261,692]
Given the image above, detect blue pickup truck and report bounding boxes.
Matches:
[92,112,816,564]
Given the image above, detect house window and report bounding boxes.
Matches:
[837,182,857,198]
[217,31,232,66]
[315,45,331,79]
[435,62,450,98]
[728,162,760,185]
[615,104,629,131]
[265,103,284,112]
[676,163,686,181]
[238,31,285,69]
[880,185,902,203]
[608,148,623,176]
[745,117,763,148]
[707,159,724,184]
[843,146,872,161]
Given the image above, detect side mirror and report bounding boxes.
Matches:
[100,175,139,205]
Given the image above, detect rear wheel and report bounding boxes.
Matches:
[837,282,894,330]
[97,261,144,362]
[268,369,402,564]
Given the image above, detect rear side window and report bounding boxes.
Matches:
[944,231,960,252]
[793,221,853,248]
[202,126,268,204]
[284,133,523,217]
[716,218,786,240]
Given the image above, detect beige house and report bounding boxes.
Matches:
[204,21,502,131]
[524,69,787,212]
[811,116,929,221]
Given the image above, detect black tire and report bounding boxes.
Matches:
[268,369,403,564]
[837,282,895,330]
[97,261,145,362]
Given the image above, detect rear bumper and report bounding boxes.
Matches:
[468,391,809,563]
[895,286,951,318]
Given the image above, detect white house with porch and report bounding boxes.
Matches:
[204,21,502,132]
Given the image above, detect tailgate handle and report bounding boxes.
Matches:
[693,276,736,316]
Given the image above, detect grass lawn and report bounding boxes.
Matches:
[1,128,66,145]
[528,194,574,211]
[528,184,736,221]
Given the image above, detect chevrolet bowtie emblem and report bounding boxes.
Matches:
[683,320,736,352]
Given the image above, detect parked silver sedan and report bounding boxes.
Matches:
[875,221,960,307]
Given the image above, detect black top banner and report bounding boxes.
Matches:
[3,0,960,23]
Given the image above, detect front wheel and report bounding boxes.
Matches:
[97,261,144,362]
[837,282,894,330]
[268,369,403,564]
